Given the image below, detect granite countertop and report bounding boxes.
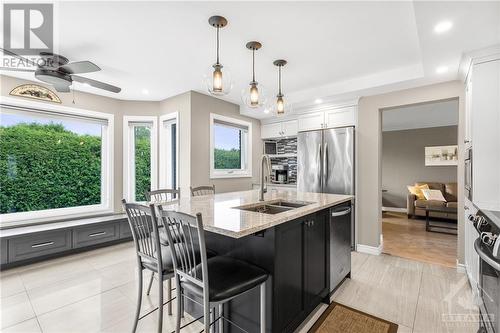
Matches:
[155,189,353,238]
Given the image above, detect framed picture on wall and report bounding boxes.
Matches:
[425,145,458,166]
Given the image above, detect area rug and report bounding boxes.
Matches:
[308,302,399,333]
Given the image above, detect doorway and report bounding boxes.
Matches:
[381,98,459,267]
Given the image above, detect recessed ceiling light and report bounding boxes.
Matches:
[436,66,449,74]
[434,21,453,34]
[315,98,323,104]
[142,89,149,95]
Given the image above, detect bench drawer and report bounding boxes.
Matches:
[1,239,8,264]
[73,223,120,248]
[8,230,72,262]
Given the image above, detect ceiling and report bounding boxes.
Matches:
[382,99,459,132]
[1,1,499,120]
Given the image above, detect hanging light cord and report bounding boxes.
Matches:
[252,49,255,82]
[278,65,282,95]
[216,26,220,64]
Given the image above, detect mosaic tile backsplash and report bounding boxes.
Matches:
[270,137,297,184]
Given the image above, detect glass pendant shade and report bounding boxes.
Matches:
[241,82,267,108]
[271,59,290,116]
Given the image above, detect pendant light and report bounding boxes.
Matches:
[272,59,289,116]
[204,16,233,96]
[241,41,267,108]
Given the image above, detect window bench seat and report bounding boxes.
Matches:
[0,214,131,269]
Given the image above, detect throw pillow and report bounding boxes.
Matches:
[407,184,429,200]
[421,189,447,202]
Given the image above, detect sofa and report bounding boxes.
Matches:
[407,182,457,220]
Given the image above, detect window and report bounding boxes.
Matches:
[210,113,252,178]
[123,116,157,202]
[159,113,178,190]
[0,99,113,226]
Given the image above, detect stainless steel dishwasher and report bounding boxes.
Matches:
[329,201,352,294]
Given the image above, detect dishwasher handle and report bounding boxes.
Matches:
[331,207,351,217]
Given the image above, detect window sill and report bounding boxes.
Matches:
[210,172,253,179]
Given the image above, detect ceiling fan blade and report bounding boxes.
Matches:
[0,67,36,72]
[54,84,70,93]
[0,47,39,67]
[59,61,101,74]
[72,75,121,93]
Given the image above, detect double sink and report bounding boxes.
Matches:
[234,199,312,215]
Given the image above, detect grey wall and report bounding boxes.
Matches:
[382,126,458,208]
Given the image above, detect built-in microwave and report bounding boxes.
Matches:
[264,141,277,155]
[465,147,472,201]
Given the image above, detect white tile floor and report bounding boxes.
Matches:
[0,242,480,333]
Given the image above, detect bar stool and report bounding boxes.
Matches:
[190,185,215,197]
[122,199,175,333]
[155,206,269,333]
[144,188,181,297]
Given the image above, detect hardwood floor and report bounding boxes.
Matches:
[382,212,457,268]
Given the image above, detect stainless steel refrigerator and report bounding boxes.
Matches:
[297,126,355,248]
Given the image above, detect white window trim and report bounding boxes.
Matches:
[210,113,252,179]
[123,115,158,202]
[0,96,114,226]
[159,112,179,190]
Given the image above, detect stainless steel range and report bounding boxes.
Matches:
[469,210,500,333]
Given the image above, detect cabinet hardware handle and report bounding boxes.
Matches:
[31,241,54,248]
[464,206,469,210]
[89,231,106,237]
[464,139,471,144]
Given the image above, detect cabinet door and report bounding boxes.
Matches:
[274,219,304,332]
[325,106,356,129]
[471,59,500,210]
[261,122,282,139]
[281,120,298,137]
[304,212,328,309]
[298,112,324,131]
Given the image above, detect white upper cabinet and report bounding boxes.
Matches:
[298,112,324,131]
[281,120,298,137]
[325,106,356,129]
[465,72,472,145]
[261,120,298,139]
[470,58,500,210]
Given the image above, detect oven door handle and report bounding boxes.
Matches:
[474,238,500,271]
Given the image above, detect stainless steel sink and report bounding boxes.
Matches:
[233,200,312,215]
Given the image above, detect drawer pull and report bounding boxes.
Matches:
[31,241,54,248]
[89,231,107,237]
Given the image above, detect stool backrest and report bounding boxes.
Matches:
[190,185,215,197]
[156,207,208,290]
[146,188,180,203]
[122,199,162,269]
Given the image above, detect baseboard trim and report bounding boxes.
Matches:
[456,261,466,273]
[357,243,382,255]
[382,206,407,213]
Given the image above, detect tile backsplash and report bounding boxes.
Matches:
[270,137,297,184]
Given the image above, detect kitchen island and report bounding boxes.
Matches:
[158,189,353,332]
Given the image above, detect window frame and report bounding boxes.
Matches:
[210,113,252,179]
[159,112,179,190]
[0,96,114,226]
[122,115,158,202]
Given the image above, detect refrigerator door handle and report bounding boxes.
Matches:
[318,143,322,188]
[323,142,328,186]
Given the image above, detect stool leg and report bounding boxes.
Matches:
[157,272,163,333]
[146,271,154,295]
[210,308,215,333]
[167,278,172,315]
[132,268,143,333]
[260,282,266,333]
[203,302,210,333]
[175,279,182,333]
[218,304,223,333]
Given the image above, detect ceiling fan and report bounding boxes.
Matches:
[0,48,121,93]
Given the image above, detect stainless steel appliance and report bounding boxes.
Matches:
[297,126,355,247]
[264,141,277,155]
[469,210,499,333]
[329,202,352,294]
[465,147,473,201]
[272,165,289,183]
